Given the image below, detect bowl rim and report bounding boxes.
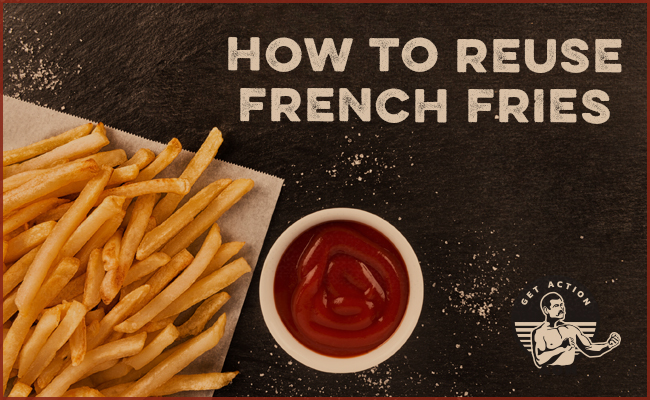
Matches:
[259,207,424,373]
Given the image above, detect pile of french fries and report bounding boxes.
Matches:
[3,122,255,397]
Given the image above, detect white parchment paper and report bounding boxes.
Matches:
[2,95,284,396]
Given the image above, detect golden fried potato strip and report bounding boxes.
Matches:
[119,314,227,397]
[3,123,93,167]
[151,127,224,222]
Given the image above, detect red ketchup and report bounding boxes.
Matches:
[273,221,409,357]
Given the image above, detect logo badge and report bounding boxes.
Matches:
[511,276,620,372]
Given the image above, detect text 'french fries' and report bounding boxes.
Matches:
[3,123,253,397]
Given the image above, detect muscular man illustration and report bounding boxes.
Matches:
[531,292,621,368]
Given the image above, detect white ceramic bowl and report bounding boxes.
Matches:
[259,208,424,373]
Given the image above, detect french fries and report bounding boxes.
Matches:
[3,198,68,237]
[16,166,111,312]
[119,314,227,397]
[4,124,109,178]
[3,124,249,397]
[5,221,56,264]
[161,178,254,257]
[152,127,224,223]
[3,257,79,392]
[20,301,87,385]
[114,224,222,333]
[37,333,147,397]
[3,159,100,216]
[154,258,250,321]
[18,307,61,376]
[177,292,230,338]
[3,123,93,167]
[137,179,231,261]
[120,148,155,170]
[122,323,179,370]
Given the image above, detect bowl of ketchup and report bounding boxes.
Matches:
[260,208,423,373]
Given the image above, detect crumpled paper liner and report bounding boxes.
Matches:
[3,95,284,396]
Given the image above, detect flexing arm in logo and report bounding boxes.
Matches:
[571,329,621,357]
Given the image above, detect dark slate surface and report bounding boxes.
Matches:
[3,4,646,397]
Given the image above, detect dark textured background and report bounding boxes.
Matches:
[3,4,646,396]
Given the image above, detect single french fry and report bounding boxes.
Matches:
[36,355,65,390]
[137,179,231,261]
[93,178,190,207]
[120,273,153,299]
[3,288,19,324]
[37,332,146,397]
[101,229,122,273]
[79,359,119,381]
[144,216,156,234]
[177,292,231,338]
[3,159,100,217]
[18,306,61,376]
[100,371,238,397]
[76,149,127,168]
[115,224,221,333]
[199,241,246,280]
[152,128,224,222]
[73,211,124,276]
[3,123,93,167]
[3,169,48,193]
[162,179,254,257]
[15,326,36,369]
[135,316,176,334]
[123,323,179,370]
[115,194,156,287]
[133,138,182,183]
[70,315,87,366]
[5,221,56,263]
[34,201,73,224]
[99,228,124,304]
[3,256,79,392]
[46,165,139,199]
[87,285,150,352]
[105,331,125,344]
[88,362,133,387]
[83,249,105,309]
[155,258,250,321]
[98,383,132,397]
[7,381,33,397]
[107,164,139,185]
[119,313,227,397]
[119,148,155,169]
[48,273,85,307]
[128,249,193,317]
[118,139,183,215]
[2,198,67,236]
[61,387,104,397]
[16,166,111,312]
[3,246,40,297]
[4,124,109,178]
[94,342,180,390]
[20,300,87,385]
[154,371,238,396]
[59,196,126,261]
[123,252,170,287]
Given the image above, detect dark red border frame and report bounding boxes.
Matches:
[0,1,647,399]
